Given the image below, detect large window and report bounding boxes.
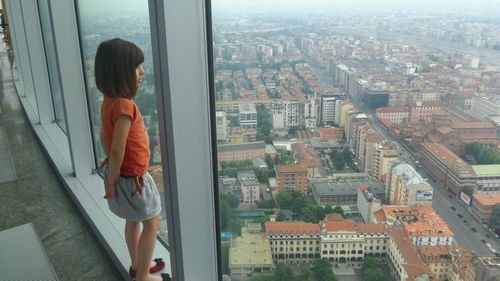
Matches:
[211,1,500,280]
[38,0,67,133]
[75,0,168,244]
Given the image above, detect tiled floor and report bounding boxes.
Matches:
[0,43,122,280]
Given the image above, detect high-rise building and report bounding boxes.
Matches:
[318,93,346,127]
[239,104,258,129]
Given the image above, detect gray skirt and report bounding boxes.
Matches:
[103,167,161,221]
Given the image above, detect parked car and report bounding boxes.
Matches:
[451,206,456,211]
[485,243,492,248]
[457,213,463,218]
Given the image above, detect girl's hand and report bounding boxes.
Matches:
[104,174,118,199]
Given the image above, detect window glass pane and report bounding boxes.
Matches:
[75,0,168,245]
[38,0,67,133]
[211,1,500,280]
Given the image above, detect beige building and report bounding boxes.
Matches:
[376,106,410,125]
[389,163,433,206]
[388,228,434,281]
[466,256,500,281]
[216,111,228,141]
[368,141,399,181]
[218,141,266,161]
[229,227,274,280]
[417,143,475,196]
[419,246,470,281]
[357,184,383,224]
[265,222,321,264]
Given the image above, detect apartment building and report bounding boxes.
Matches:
[417,143,475,196]
[237,171,260,204]
[368,141,399,181]
[290,143,318,179]
[376,106,410,125]
[239,104,258,129]
[388,163,433,206]
[275,164,308,193]
[470,193,500,223]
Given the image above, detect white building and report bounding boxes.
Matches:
[271,100,304,129]
[216,111,228,142]
[238,171,260,204]
[239,104,257,129]
[318,93,346,126]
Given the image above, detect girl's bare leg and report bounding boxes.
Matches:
[136,216,162,281]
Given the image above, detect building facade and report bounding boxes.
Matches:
[275,164,308,193]
[389,163,433,206]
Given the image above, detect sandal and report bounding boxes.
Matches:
[129,258,166,278]
[161,273,172,281]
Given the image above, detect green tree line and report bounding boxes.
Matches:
[466,142,500,164]
[275,191,344,223]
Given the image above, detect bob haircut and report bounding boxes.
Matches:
[94,38,144,99]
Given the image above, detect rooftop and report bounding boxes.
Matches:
[389,229,433,279]
[322,220,357,232]
[392,163,429,187]
[376,106,410,113]
[229,230,273,268]
[266,222,320,235]
[218,141,266,152]
[473,194,500,206]
[471,165,500,177]
[276,164,307,174]
[420,143,474,177]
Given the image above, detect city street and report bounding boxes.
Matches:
[305,52,499,257]
[369,105,500,256]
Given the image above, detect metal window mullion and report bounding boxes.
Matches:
[49,0,94,176]
[7,0,34,103]
[148,0,219,280]
[19,0,54,126]
[4,1,21,83]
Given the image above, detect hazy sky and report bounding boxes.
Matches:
[212,0,500,15]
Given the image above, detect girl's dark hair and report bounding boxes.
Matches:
[94,38,144,98]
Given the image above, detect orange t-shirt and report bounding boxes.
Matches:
[101,96,150,176]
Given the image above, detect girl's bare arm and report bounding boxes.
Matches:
[105,115,132,198]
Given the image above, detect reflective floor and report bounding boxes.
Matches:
[0,42,121,280]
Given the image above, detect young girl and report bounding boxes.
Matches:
[95,38,171,281]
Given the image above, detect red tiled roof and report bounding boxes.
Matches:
[266,222,320,235]
[473,194,500,206]
[276,164,308,174]
[323,220,356,232]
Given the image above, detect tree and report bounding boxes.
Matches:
[224,194,240,209]
[275,263,295,281]
[249,276,273,281]
[265,154,275,170]
[276,211,287,221]
[332,206,344,218]
[257,199,275,209]
[312,259,337,281]
[276,191,293,209]
[222,245,230,274]
[254,168,269,183]
[462,187,474,197]
[220,196,232,230]
[362,257,386,281]
[489,205,500,230]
